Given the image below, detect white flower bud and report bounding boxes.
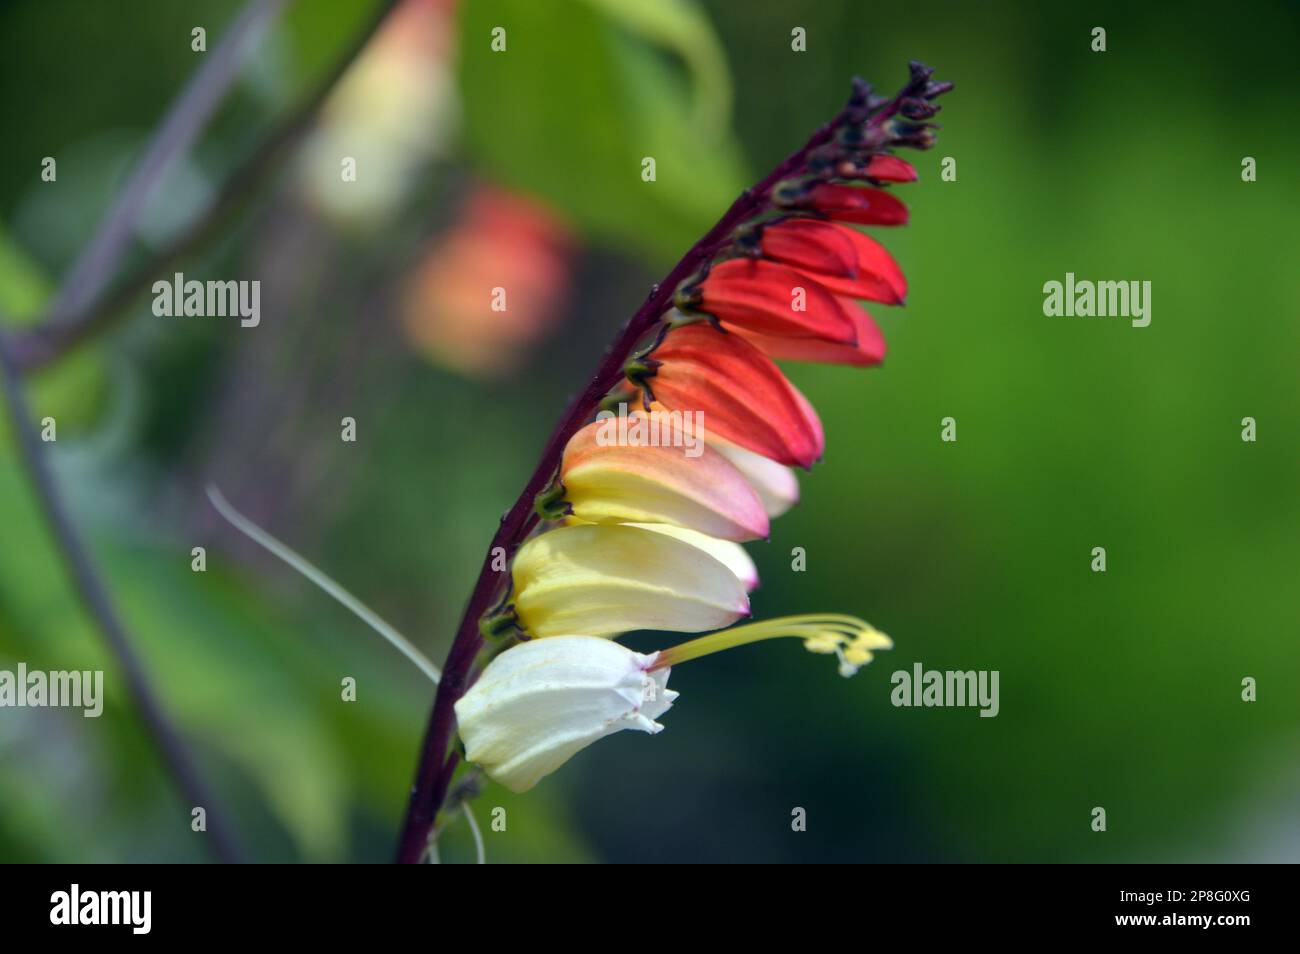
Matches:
[455,636,678,793]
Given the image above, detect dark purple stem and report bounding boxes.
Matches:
[0,335,243,862]
[9,0,402,373]
[394,68,943,863]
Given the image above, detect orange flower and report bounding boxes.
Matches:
[402,185,573,377]
[560,413,769,541]
[630,323,825,469]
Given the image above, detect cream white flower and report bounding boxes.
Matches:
[708,436,800,519]
[454,635,678,793]
[629,522,760,591]
[457,616,889,792]
[511,523,749,638]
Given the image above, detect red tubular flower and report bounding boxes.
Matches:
[633,323,824,469]
[621,70,938,471]
[864,154,917,181]
[732,299,886,367]
[688,258,859,343]
[802,228,908,304]
[837,154,918,182]
[759,220,907,304]
[560,415,770,541]
[757,219,859,280]
[799,183,909,225]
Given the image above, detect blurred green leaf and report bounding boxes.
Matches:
[456,0,748,262]
[0,228,50,318]
[0,223,108,440]
[0,461,349,859]
[579,0,732,133]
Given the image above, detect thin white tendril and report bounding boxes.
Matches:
[422,834,441,864]
[461,800,486,864]
[206,484,440,684]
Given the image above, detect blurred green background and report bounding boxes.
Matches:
[1,0,1297,863]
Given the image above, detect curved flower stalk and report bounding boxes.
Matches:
[396,63,952,862]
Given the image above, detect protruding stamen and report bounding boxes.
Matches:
[652,614,892,678]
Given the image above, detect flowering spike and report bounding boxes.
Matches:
[398,66,951,859]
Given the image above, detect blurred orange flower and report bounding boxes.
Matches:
[401,185,574,377]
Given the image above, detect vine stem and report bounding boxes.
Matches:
[0,0,406,864]
[36,0,291,340]
[390,84,916,862]
[8,0,402,372]
[0,334,243,862]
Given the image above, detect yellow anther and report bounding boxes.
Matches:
[655,614,892,679]
[803,633,843,654]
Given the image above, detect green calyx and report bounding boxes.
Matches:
[533,477,572,521]
[730,222,766,254]
[771,177,809,208]
[672,282,704,313]
[478,604,521,641]
[622,352,662,394]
